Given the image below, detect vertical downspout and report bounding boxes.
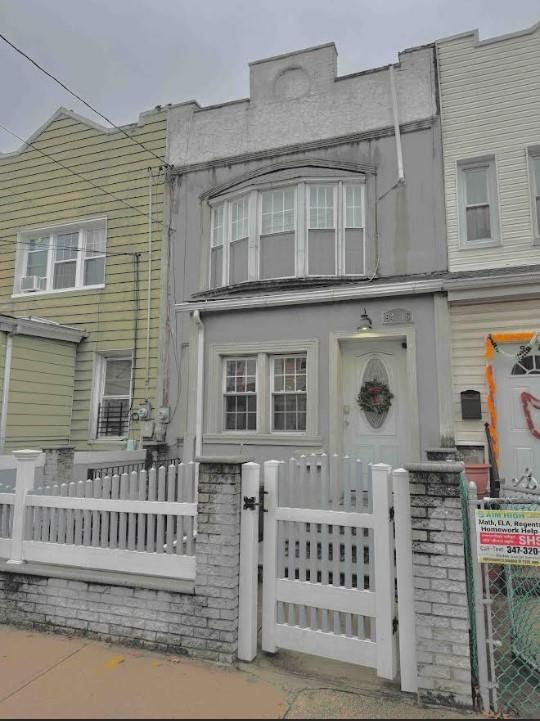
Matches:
[192,310,204,464]
[145,168,153,398]
[0,333,13,453]
[389,64,405,183]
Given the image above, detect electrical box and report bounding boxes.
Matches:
[157,407,170,424]
[141,420,155,439]
[461,390,482,420]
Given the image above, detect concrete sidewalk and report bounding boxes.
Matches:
[0,626,476,719]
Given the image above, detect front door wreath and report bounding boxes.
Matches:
[357,380,394,415]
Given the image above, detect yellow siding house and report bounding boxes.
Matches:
[0,107,169,468]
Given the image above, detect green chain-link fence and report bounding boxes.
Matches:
[461,477,540,718]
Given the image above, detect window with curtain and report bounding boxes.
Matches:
[17,219,107,294]
[209,178,365,288]
[458,159,499,245]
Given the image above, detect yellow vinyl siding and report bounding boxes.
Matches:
[450,299,540,448]
[4,335,76,450]
[437,26,540,271]
[0,109,167,450]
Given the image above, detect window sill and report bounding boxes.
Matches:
[204,433,322,446]
[458,239,500,251]
[195,275,370,299]
[88,438,129,446]
[12,284,105,299]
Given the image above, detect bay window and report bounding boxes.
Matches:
[209,178,365,288]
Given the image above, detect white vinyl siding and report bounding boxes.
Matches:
[449,298,540,448]
[529,152,540,241]
[437,27,540,270]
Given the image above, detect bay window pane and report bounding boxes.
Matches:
[345,229,364,274]
[308,229,335,275]
[466,205,491,241]
[212,204,225,247]
[260,232,295,279]
[345,185,362,228]
[84,256,105,285]
[230,238,249,284]
[465,168,488,204]
[309,185,334,229]
[210,246,223,288]
[261,189,295,235]
[53,261,76,289]
[231,197,249,241]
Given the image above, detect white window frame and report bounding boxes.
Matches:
[528,148,540,244]
[270,353,308,434]
[208,178,365,288]
[205,339,319,444]
[457,157,500,248]
[14,217,107,296]
[90,351,133,441]
[222,356,259,432]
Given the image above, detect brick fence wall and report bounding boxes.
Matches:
[406,461,472,708]
[0,459,242,664]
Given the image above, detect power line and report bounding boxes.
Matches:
[0,31,169,168]
[0,237,145,258]
[0,121,163,227]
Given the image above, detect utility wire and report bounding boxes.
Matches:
[0,237,144,258]
[0,31,169,168]
[0,122,163,227]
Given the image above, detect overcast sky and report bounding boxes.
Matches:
[0,0,539,152]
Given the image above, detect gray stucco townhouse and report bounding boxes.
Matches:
[164,42,451,469]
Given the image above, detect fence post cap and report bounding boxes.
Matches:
[12,449,41,462]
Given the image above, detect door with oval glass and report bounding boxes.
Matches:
[341,340,409,467]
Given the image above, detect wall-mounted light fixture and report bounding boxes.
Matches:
[357,308,373,332]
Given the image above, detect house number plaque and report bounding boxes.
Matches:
[383,308,412,324]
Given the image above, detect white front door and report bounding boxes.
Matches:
[495,344,540,483]
[341,340,410,467]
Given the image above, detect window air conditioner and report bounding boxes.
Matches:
[20,276,47,292]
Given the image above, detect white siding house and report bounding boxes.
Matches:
[437,23,540,271]
[437,23,540,481]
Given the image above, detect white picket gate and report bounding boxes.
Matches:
[0,451,197,581]
[239,455,417,693]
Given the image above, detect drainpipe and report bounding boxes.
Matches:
[192,310,204,463]
[0,333,13,453]
[389,64,405,183]
[145,168,153,398]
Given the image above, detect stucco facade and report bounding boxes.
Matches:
[166,43,450,467]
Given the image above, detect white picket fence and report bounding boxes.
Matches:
[238,455,417,693]
[0,451,197,581]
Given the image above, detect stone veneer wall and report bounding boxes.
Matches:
[405,461,473,708]
[0,459,242,664]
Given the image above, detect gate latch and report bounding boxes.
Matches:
[243,496,259,511]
